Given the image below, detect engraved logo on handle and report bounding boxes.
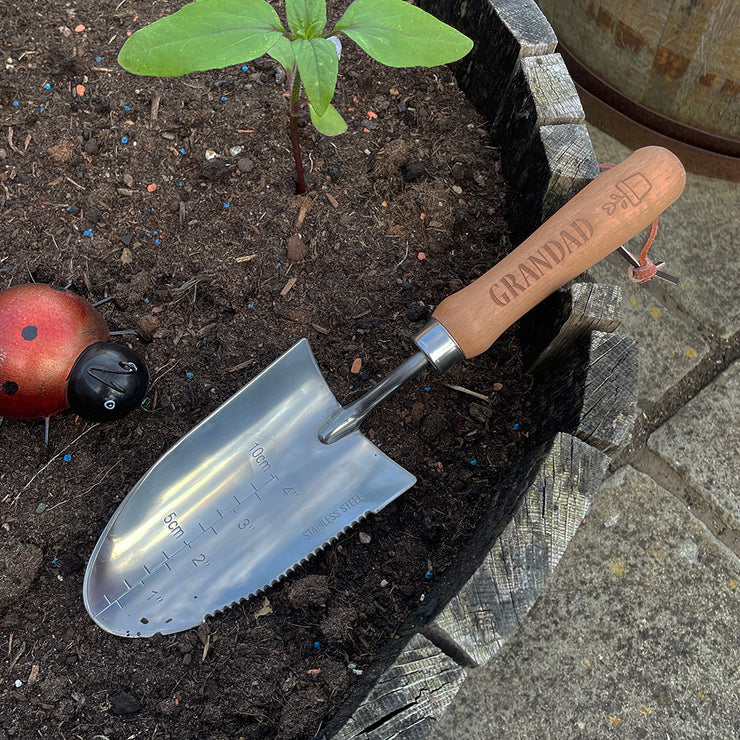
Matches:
[602,173,653,215]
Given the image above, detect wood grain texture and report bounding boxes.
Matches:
[574,332,639,454]
[494,54,585,177]
[418,0,556,126]
[510,123,601,242]
[532,330,639,455]
[527,282,622,371]
[430,433,610,666]
[326,633,468,740]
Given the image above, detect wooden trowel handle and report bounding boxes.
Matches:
[432,146,686,358]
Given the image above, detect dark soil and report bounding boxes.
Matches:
[0,2,533,737]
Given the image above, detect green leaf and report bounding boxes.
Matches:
[309,102,347,135]
[268,34,296,71]
[119,0,286,77]
[334,0,473,68]
[285,0,327,38]
[293,37,338,116]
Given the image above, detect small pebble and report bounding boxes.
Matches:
[286,234,305,261]
[35,503,47,514]
[358,532,371,545]
[237,157,254,173]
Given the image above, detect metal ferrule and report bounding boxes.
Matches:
[412,319,464,373]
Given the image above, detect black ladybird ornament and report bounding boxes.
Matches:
[0,283,149,443]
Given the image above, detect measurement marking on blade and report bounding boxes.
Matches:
[99,469,290,619]
[249,443,271,472]
[191,553,210,568]
[163,511,184,539]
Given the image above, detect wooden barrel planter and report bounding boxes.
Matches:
[321,1,638,738]
[535,0,740,181]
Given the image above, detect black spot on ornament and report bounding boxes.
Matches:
[2,381,19,395]
[21,325,38,341]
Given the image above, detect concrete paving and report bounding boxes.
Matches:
[432,127,740,739]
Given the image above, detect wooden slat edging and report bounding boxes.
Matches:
[495,54,586,182]
[531,331,639,456]
[325,633,468,740]
[430,433,610,667]
[510,123,601,242]
[417,0,557,126]
[525,282,623,371]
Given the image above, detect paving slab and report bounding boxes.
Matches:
[587,126,740,339]
[587,254,708,407]
[431,466,740,740]
[649,360,740,531]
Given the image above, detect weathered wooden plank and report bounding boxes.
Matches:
[430,433,609,666]
[509,122,600,241]
[531,330,639,455]
[418,0,556,126]
[525,282,623,371]
[494,54,586,179]
[326,633,468,740]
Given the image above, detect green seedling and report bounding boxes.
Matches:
[119,0,473,193]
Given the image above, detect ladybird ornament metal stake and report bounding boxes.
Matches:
[0,284,149,444]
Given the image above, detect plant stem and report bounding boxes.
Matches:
[289,68,306,194]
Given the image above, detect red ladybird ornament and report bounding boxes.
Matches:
[0,284,149,441]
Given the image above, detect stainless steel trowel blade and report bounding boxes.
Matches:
[83,339,416,637]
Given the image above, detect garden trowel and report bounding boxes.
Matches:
[84,146,685,637]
